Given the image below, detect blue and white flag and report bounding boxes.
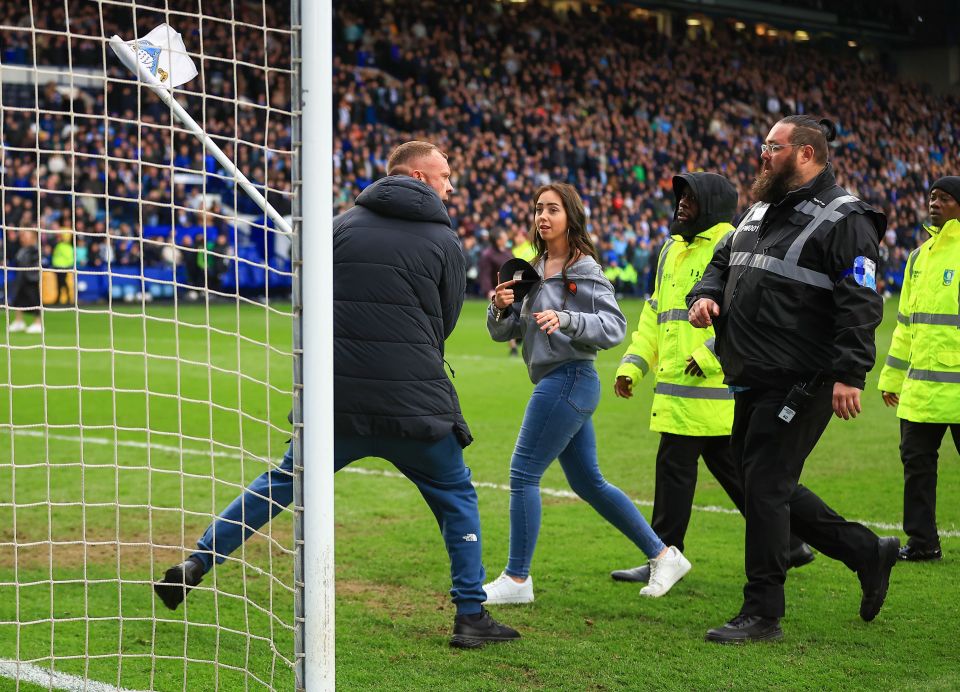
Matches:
[110,23,198,88]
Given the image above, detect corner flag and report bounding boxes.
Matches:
[108,22,291,235]
[110,23,198,89]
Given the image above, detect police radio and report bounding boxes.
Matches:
[778,372,825,424]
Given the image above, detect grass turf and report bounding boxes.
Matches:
[0,297,957,690]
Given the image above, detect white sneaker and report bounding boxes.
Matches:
[8,321,26,333]
[483,572,534,605]
[25,321,43,335]
[639,547,692,598]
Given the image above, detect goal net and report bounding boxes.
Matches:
[0,1,304,689]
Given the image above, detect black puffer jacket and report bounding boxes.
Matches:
[687,165,885,391]
[333,176,472,445]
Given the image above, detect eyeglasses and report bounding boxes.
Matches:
[760,142,802,155]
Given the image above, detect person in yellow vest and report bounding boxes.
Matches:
[610,173,813,583]
[878,176,960,562]
[511,227,537,262]
[51,231,76,305]
[507,228,538,357]
[603,260,622,286]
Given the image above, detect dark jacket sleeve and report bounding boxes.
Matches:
[686,233,731,308]
[440,232,466,341]
[823,211,885,389]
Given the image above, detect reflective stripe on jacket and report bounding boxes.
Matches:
[688,165,885,390]
[616,222,734,436]
[878,218,960,423]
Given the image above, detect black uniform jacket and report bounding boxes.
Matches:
[687,165,886,391]
[333,175,472,446]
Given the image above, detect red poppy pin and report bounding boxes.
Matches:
[566,281,577,295]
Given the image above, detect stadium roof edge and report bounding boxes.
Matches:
[599,0,958,46]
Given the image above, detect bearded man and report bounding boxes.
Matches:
[686,116,899,643]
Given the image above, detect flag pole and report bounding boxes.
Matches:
[108,36,292,235]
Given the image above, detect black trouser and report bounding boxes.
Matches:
[652,433,806,555]
[55,271,71,304]
[732,384,878,618]
[901,419,960,548]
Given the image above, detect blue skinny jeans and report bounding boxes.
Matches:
[505,360,665,579]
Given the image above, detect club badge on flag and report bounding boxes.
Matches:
[109,23,198,88]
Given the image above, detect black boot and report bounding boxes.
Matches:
[450,608,520,649]
[898,542,942,562]
[154,557,206,611]
[858,536,899,621]
[788,543,816,569]
[705,614,783,644]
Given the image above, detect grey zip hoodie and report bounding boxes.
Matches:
[487,256,626,383]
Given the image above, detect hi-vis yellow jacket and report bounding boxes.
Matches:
[616,222,734,436]
[878,218,960,423]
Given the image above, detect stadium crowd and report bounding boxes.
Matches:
[1,0,958,300]
[331,1,958,297]
[1,0,293,295]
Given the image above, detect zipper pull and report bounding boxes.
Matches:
[443,358,456,378]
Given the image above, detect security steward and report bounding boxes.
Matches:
[878,176,960,562]
[610,172,813,584]
[687,115,899,643]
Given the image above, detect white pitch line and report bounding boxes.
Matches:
[10,429,958,538]
[337,466,960,537]
[0,660,148,692]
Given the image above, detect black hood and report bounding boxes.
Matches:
[670,173,738,238]
[355,175,451,227]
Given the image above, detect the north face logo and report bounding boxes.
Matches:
[462,534,478,542]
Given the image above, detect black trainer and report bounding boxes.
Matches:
[788,543,816,569]
[610,564,650,583]
[858,536,900,622]
[705,614,783,644]
[154,557,206,611]
[898,542,942,562]
[450,608,520,649]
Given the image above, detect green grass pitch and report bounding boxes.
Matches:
[0,297,957,690]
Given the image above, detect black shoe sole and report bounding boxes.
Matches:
[897,549,942,562]
[154,565,202,611]
[154,581,187,611]
[610,572,649,583]
[450,635,520,649]
[788,550,816,570]
[860,537,899,622]
[704,629,784,645]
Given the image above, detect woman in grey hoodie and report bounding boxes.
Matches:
[483,183,691,604]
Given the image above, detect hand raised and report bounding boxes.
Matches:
[493,279,517,310]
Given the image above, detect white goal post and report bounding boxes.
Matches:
[0,0,333,689]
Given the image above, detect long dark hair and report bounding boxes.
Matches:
[530,183,599,292]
